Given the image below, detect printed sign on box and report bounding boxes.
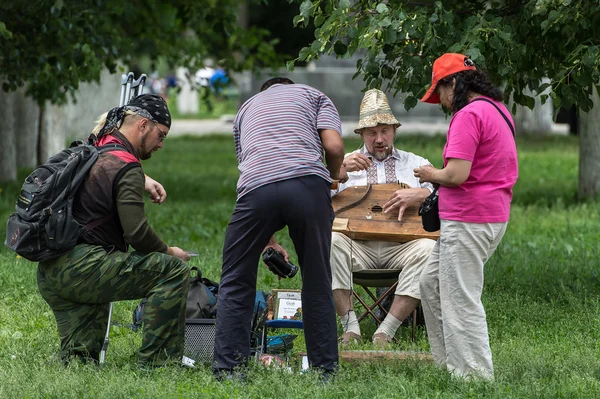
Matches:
[273,290,302,320]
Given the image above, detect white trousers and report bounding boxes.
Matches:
[420,219,507,380]
[331,232,436,299]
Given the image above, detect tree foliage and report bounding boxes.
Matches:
[287,0,600,113]
[0,0,282,105]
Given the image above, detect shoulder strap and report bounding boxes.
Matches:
[83,143,130,232]
[98,143,127,153]
[471,98,515,137]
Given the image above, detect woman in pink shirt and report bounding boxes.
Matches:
[414,53,518,380]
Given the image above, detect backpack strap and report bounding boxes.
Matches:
[84,143,131,232]
[471,98,516,137]
[98,143,128,153]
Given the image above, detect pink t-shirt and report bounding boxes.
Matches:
[439,97,518,223]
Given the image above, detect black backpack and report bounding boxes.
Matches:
[132,267,219,330]
[4,141,126,262]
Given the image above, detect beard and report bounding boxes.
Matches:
[139,135,154,160]
[370,145,392,161]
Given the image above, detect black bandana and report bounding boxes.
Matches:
[96,94,171,139]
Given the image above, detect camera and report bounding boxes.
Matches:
[418,189,440,232]
[262,248,298,278]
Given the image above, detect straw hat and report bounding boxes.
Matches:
[354,89,401,134]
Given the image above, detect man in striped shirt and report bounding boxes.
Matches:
[214,78,345,380]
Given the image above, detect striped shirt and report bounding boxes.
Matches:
[233,83,342,198]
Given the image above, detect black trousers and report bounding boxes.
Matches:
[214,175,339,371]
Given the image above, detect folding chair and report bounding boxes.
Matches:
[258,319,303,356]
[352,269,420,342]
[98,71,147,365]
[253,291,303,360]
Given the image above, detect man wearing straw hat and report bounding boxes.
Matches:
[331,89,436,346]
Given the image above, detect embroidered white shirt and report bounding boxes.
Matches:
[334,145,434,194]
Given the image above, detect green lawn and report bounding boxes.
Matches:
[166,88,239,120]
[1,134,599,398]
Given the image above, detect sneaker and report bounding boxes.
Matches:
[181,356,196,368]
[340,331,362,346]
[319,369,336,384]
[213,368,248,383]
[372,332,393,347]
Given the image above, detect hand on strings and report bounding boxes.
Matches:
[382,188,425,222]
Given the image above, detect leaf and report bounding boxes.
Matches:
[429,13,439,23]
[310,39,323,52]
[381,65,394,79]
[376,3,389,14]
[286,60,295,72]
[299,46,312,61]
[576,70,593,86]
[300,0,313,18]
[293,15,305,27]
[537,83,551,94]
[384,27,397,44]
[314,15,325,27]
[334,41,348,55]
[489,36,502,50]
[582,46,598,68]
[498,64,511,77]
[404,95,418,111]
[366,61,380,77]
[523,95,535,110]
[339,0,351,9]
[0,22,12,39]
[347,26,358,39]
[466,47,482,62]
[448,43,463,53]
[379,17,392,28]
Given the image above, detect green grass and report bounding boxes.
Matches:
[167,89,239,120]
[1,134,599,398]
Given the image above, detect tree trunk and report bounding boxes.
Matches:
[38,101,67,164]
[16,87,40,169]
[578,87,600,199]
[176,67,199,115]
[238,1,249,30]
[0,90,18,182]
[513,81,554,135]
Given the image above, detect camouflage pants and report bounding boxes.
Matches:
[37,244,190,367]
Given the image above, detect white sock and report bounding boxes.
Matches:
[340,311,360,335]
[375,314,402,337]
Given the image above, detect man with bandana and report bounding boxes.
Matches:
[36,94,192,368]
[332,89,436,346]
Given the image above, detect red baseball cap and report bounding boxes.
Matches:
[420,53,477,104]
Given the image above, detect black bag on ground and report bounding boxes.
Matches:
[186,267,219,319]
[4,141,126,262]
[418,185,440,232]
[132,267,219,330]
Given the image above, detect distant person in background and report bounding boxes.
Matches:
[213,77,345,381]
[210,66,230,97]
[148,72,167,100]
[195,60,215,112]
[414,53,518,380]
